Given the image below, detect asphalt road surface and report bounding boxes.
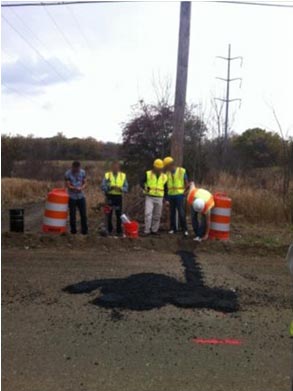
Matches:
[2,236,291,391]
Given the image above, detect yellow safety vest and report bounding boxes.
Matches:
[187,187,215,214]
[145,170,167,198]
[167,167,186,196]
[105,171,126,195]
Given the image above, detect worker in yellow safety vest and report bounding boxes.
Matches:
[102,161,128,235]
[187,182,215,241]
[140,159,168,236]
[163,156,189,237]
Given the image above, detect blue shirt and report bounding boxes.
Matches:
[65,169,86,200]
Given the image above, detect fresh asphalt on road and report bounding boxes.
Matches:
[2,236,291,391]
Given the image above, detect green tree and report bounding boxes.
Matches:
[233,128,283,169]
[121,101,208,184]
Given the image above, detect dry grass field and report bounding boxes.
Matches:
[1,178,52,206]
[2,162,293,224]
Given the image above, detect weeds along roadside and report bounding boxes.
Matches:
[2,172,292,225]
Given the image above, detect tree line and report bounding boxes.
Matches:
[1,133,119,178]
[121,100,293,184]
[2,100,292,188]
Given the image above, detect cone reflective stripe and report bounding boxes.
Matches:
[209,192,232,240]
[43,216,68,227]
[45,201,68,212]
[209,222,230,232]
[42,188,69,233]
[212,207,231,217]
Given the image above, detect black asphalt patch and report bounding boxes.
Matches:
[63,251,239,313]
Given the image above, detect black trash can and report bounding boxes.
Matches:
[9,209,24,232]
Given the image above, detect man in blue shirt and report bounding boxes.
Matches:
[65,161,88,235]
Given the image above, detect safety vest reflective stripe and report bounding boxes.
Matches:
[167,167,186,195]
[203,196,215,214]
[187,188,197,205]
[146,171,167,197]
[105,172,126,195]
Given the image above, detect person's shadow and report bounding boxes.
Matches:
[63,251,238,313]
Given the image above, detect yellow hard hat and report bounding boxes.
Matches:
[163,156,174,167]
[153,159,164,169]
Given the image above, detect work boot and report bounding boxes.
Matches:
[141,232,151,237]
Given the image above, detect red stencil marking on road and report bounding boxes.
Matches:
[192,338,242,346]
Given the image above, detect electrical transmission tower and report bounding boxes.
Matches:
[216,44,242,144]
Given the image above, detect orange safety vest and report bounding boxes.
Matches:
[187,187,215,214]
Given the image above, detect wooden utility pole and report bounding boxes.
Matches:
[171,1,191,166]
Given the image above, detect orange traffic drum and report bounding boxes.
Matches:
[209,192,232,240]
[42,188,69,233]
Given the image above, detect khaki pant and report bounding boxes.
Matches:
[144,196,163,234]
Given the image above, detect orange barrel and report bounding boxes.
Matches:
[209,192,232,240]
[42,188,69,233]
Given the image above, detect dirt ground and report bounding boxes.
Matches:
[2,226,292,391]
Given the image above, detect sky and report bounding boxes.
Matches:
[1,0,293,142]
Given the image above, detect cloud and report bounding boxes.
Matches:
[2,56,82,95]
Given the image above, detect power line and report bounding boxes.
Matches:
[1,1,121,7]
[43,5,77,54]
[2,0,293,7]
[10,8,55,56]
[9,7,76,78]
[2,14,68,82]
[207,1,293,8]
[66,4,93,52]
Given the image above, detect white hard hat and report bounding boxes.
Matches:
[192,198,205,213]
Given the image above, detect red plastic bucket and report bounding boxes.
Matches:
[124,221,139,238]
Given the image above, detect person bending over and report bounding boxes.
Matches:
[187,182,215,241]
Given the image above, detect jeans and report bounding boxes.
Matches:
[169,195,187,231]
[69,197,88,234]
[191,208,206,238]
[107,195,122,234]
